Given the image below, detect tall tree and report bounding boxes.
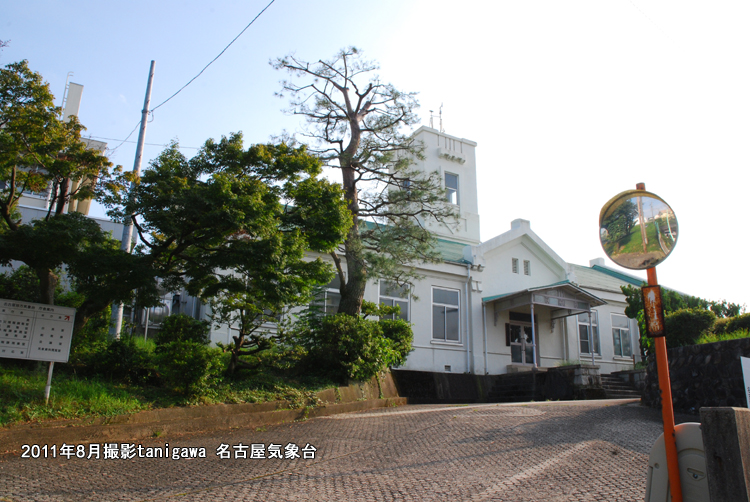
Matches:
[273,47,458,316]
[0,60,116,305]
[106,134,350,367]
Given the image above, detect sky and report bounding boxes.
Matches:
[3,0,749,308]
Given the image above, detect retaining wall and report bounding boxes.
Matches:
[642,338,750,414]
[392,366,607,404]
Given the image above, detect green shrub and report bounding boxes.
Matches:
[153,314,210,346]
[696,328,750,345]
[297,313,413,383]
[0,266,46,303]
[712,317,731,335]
[154,341,223,395]
[379,319,413,368]
[664,308,716,347]
[726,313,750,334]
[93,338,156,385]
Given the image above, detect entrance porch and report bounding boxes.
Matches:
[482,281,607,373]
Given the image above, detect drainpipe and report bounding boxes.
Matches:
[588,311,595,367]
[465,263,472,374]
[531,302,537,368]
[482,303,488,375]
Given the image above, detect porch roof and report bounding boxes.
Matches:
[482,280,607,320]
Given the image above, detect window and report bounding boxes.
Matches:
[432,287,460,342]
[523,260,531,276]
[578,311,600,355]
[379,280,409,321]
[445,173,458,205]
[312,276,341,315]
[612,314,632,357]
[512,258,519,274]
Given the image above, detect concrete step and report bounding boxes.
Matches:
[601,374,641,399]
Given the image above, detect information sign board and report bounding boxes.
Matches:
[0,299,76,363]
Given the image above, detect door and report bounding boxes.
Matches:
[509,324,534,365]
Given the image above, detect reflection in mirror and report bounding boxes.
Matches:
[599,190,678,270]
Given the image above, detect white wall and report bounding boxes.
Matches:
[409,126,481,245]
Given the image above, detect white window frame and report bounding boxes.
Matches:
[432,286,461,343]
[312,276,342,316]
[523,260,531,276]
[445,172,459,205]
[577,311,601,356]
[512,258,519,274]
[611,313,633,358]
[379,280,410,321]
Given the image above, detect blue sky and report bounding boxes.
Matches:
[3,1,750,308]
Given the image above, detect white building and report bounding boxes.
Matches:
[201,125,643,377]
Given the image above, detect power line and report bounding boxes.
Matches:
[86,135,199,150]
[150,0,276,113]
[108,120,141,155]
[109,1,275,158]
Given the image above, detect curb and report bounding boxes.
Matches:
[0,373,405,455]
[0,397,407,454]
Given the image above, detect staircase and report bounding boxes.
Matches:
[487,371,543,403]
[600,374,642,399]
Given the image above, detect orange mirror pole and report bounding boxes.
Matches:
[639,183,683,502]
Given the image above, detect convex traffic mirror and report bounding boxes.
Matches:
[599,189,678,270]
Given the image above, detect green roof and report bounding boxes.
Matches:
[359,220,471,264]
[436,238,470,264]
[590,265,643,287]
[482,280,607,308]
[482,280,572,303]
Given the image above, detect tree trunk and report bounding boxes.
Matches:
[337,228,368,316]
[336,154,368,316]
[55,178,70,216]
[227,334,244,375]
[36,268,58,305]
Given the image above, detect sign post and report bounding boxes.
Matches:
[599,183,683,502]
[742,356,750,408]
[0,299,77,403]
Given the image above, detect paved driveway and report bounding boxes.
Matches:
[0,400,691,501]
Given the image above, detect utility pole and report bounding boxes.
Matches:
[110,60,155,339]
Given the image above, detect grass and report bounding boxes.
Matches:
[612,222,662,256]
[0,361,337,427]
[696,328,750,345]
[0,364,150,426]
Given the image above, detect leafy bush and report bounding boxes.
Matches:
[379,319,413,368]
[725,313,750,334]
[69,306,111,356]
[295,309,413,383]
[0,266,47,303]
[153,314,210,346]
[696,328,750,345]
[664,308,716,347]
[92,338,156,385]
[154,341,223,395]
[712,317,731,335]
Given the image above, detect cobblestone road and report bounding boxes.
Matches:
[0,400,691,501]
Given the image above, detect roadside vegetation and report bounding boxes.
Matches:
[0,301,412,427]
[696,328,750,345]
[0,359,337,427]
[0,58,415,429]
[621,284,748,357]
